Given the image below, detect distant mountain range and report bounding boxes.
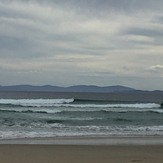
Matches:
[0,85,139,93]
[0,85,163,104]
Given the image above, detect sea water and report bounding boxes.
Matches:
[0,98,162,139]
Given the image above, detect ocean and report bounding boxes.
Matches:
[0,98,163,139]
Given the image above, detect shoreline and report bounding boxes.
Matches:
[1,135,163,145]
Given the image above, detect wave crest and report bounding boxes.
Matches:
[0,98,74,107]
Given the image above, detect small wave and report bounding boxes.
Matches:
[148,110,163,114]
[0,109,61,114]
[45,119,63,124]
[1,108,163,115]
[0,109,18,113]
[113,118,132,122]
[55,103,160,109]
[102,109,163,114]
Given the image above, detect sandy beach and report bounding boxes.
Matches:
[1,136,163,163]
[0,144,163,163]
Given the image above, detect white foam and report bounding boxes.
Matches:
[1,125,163,140]
[0,98,74,107]
[57,103,160,109]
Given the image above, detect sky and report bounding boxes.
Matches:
[0,0,163,90]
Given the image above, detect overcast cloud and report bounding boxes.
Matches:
[0,0,163,90]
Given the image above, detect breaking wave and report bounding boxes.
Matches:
[0,99,74,107]
[57,103,160,109]
[0,99,161,109]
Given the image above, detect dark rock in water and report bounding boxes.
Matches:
[161,103,163,108]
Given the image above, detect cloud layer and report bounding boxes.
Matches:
[0,0,163,90]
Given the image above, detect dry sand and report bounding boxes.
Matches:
[0,145,163,163]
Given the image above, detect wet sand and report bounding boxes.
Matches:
[0,144,163,163]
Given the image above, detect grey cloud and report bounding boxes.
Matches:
[156,16,163,24]
[123,27,163,38]
[47,0,163,12]
[0,35,31,52]
[0,3,115,59]
[121,26,163,46]
[2,0,163,12]
[4,0,162,18]
[0,5,30,20]
[0,35,47,59]
[149,65,163,73]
